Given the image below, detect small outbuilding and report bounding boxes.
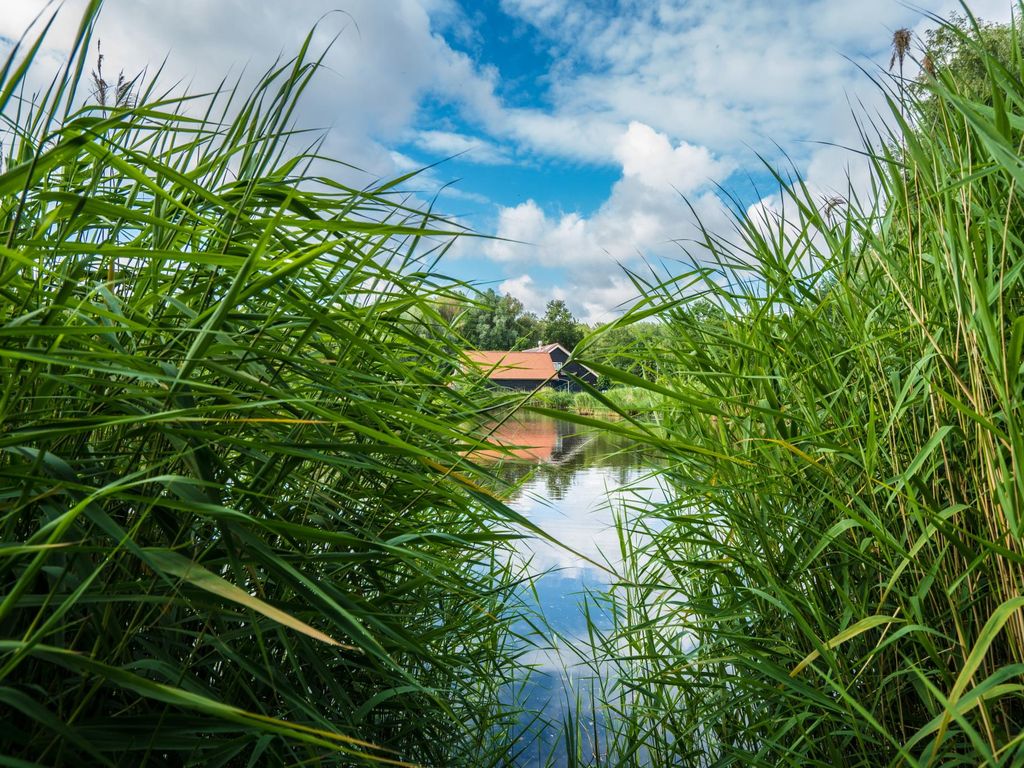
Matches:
[464,343,598,392]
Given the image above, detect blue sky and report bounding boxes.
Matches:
[3,0,1013,322]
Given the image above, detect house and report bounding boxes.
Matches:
[464,342,598,392]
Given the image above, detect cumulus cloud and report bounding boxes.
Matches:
[494,0,1013,161]
[499,274,562,315]
[615,121,732,193]
[473,0,1014,317]
[483,121,736,321]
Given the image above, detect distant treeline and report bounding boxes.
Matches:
[438,289,586,351]
[440,287,713,385]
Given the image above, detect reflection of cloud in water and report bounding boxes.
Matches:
[518,635,605,675]
[511,468,666,578]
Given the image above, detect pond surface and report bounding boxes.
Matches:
[483,412,663,765]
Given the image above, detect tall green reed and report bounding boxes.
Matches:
[566,7,1024,765]
[0,4,534,765]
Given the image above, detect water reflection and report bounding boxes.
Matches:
[481,414,647,576]
[480,412,661,765]
[485,414,642,498]
[477,416,592,467]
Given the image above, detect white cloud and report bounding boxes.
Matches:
[7,0,1014,177]
[484,121,736,321]
[576,276,646,326]
[499,274,562,315]
[615,121,733,193]
[474,0,1018,318]
[485,200,545,262]
[493,0,1014,166]
[413,129,511,164]
[0,0,506,184]
[499,110,623,164]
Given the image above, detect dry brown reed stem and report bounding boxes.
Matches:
[890,28,914,72]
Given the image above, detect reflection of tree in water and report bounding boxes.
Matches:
[492,415,646,501]
[542,464,574,500]
[493,461,534,487]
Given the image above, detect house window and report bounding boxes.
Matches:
[553,361,563,371]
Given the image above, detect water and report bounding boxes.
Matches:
[482,412,661,765]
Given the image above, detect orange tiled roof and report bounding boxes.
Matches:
[464,351,557,381]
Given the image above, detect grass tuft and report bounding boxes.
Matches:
[574,8,1024,766]
[0,4,533,765]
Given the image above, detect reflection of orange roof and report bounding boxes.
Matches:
[464,351,556,381]
[471,418,558,462]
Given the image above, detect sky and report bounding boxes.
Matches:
[1,0,1014,323]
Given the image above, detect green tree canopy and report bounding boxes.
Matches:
[458,289,538,349]
[911,12,1022,129]
[539,299,584,351]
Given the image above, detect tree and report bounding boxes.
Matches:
[539,299,584,351]
[458,289,537,349]
[584,319,691,383]
[517,311,541,347]
[911,13,1022,131]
